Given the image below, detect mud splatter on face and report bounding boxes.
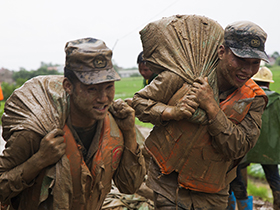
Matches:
[70,81,115,127]
[218,49,260,91]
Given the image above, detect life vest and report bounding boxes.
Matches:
[23,112,123,210]
[145,79,267,193]
[63,112,124,209]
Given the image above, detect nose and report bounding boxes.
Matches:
[241,64,254,75]
[96,90,107,103]
[241,59,260,76]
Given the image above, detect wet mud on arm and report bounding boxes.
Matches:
[0,131,42,203]
[208,96,266,160]
[113,145,146,194]
[132,71,185,125]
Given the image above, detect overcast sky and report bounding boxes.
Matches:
[0,0,279,71]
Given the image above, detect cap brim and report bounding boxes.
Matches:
[73,68,121,85]
[252,77,274,83]
[230,47,269,63]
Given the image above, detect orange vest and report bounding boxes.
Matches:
[21,113,123,210]
[0,85,3,101]
[145,79,267,193]
[63,112,124,209]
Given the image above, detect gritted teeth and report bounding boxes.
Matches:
[94,105,107,110]
[237,75,247,80]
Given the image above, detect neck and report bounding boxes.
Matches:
[70,108,96,128]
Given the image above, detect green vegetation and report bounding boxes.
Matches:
[247,164,267,180]
[114,76,143,100]
[114,77,153,128]
[1,62,62,101]
[269,65,280,92]
[247,179,272,202]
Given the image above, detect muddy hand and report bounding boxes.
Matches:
[110,99,135,131]
[37,128,66,168]
[162,95,198,121]
[190,77,216,111]
[124,98,133,107]
[190,77,220,120]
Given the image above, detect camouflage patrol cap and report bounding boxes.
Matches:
[64,37,121,85]
[224,21,269,62]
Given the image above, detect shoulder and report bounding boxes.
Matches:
[9,130,42,142]
[152,70,185,89]
[4,130,43,157]
[244,79,266,96]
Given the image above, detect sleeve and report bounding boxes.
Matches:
[112,145,146,194]
[132,71,185,125]
[207,96,266,160]
[0,131,41,203]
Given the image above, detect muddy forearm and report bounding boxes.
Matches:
[0,153,45,202]
[113,146,146,194]
[122,128,138,153]
[208,97,266,159]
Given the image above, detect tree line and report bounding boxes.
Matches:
[1,62,62,100]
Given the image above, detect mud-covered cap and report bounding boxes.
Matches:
[64,37,121,85]
[224,21,268,62]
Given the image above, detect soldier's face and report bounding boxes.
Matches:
[217,46,260,91]
[70,81,115,124]
[138,63,154,80]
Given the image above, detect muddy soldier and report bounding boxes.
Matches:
[132,21,269,209]
[0,38,145,210]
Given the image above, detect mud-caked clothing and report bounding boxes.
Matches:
[132,70,267,209]
[0,112,145,210]
[143,73,158,87]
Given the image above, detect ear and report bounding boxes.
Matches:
[63,78,74,95]
[217,45,226,60]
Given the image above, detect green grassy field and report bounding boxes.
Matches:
[267,65,280,92]
[114,76,143,100]
[114,76,154,128]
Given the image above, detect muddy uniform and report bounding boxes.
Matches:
[132,70,266,209]
[0,113,145,210]
[143,73,157,87]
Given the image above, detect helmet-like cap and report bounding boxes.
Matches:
[65,37,121,85]
[252,66,274,83]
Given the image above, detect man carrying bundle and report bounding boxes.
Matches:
[0,38,145,210]
[132,16,269,209]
